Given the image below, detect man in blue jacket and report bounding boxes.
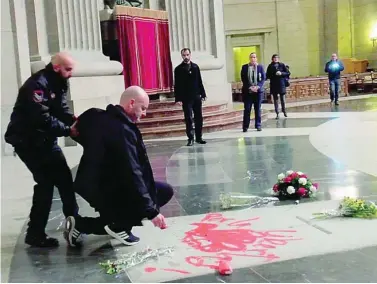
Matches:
[4,52,79,247]
[64,86,174,247]
[241,52,266,132]
[324,53,344,105]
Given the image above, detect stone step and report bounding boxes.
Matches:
[148,99,176,110]
[138,109,243,128]
[140,111,269,139]
[145,101,228,118]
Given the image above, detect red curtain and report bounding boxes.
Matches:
[116,8,173,95]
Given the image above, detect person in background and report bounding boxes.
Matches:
[266,54,291,119]
[324,53,344,105]
[240,52,266,132]
[64,86,173,247]
[174,48,207,146]
[4,52,79,248]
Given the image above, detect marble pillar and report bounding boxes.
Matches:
[27,0,122,76]
[25,0,125,147]
[1,0,31,156]
[165,0,232,105]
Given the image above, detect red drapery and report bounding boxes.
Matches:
[115,6,173,95]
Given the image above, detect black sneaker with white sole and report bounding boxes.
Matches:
[104,225,140,246]
[64,216,83,247]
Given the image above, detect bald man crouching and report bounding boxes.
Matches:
[64,86,174,247]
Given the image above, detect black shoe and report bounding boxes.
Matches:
[186,139,194,146]
[243,128,248,133]
[104,225,140,246]
[283,112,288,117]
[25,234,59,248]
[275,113,279,120]
[257,127,262,131]
[64,216,83,248]
[195,139,207,144]
[335,101,339,105]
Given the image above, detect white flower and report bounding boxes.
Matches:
[297,171,304,175]
[310,185,317,192]
[286,170,294,175]
[287,186,296,194]
[277,173,285,180]
[298,178,307,185]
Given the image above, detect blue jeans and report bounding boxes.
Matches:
[329,78,340,102]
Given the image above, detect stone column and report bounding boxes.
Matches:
[41,0,122,76]
[27,0,125,147]
[2,0,31,156]
[165,0,232,106]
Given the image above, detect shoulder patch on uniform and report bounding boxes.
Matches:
[33,90,44,103]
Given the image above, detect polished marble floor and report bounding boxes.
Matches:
[4,97,377,283]
[8,134,377,282]
[286,96,377,113]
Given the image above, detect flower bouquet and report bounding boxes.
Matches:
[313,197,377,219]
[219,192,279,210]
[269,170,318,200]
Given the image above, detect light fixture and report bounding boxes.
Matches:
[370,23,377,47]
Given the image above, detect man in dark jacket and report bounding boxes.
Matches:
[324,53,344,105]
[64,86,174,247]
[266,54,291,119]
[240,52,266,132]
[174,48,207,146]
[4,52,79,247]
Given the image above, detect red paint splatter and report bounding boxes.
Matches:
[182,213,301,270]
[144,267,157,273]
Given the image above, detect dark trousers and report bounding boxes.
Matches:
[243,92,263,130]
[182,98,203,140]
[329,78,340,102]
[75,181,174,235]
[272,93,286,114]
[15,145,78,237]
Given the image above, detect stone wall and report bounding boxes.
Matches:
[223,0,377,81]
[352,0,377,68]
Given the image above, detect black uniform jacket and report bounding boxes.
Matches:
[73,104,160,226]
[4,63,75,149]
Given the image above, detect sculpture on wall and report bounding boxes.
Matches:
[104,0,142,9]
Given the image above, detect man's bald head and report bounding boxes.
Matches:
[120,86,149,122]
[51,52,75,79]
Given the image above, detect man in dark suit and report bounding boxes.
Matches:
[241,52,266,132]
[64,86,174,247]
[174,48,207,146]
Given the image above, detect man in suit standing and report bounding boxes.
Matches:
[241,52,266,132]
[324,53,344,105]
[174,48,207,146]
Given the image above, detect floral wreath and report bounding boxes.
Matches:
[270,170,318,199]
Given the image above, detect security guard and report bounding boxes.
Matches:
[4,52,79,247]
